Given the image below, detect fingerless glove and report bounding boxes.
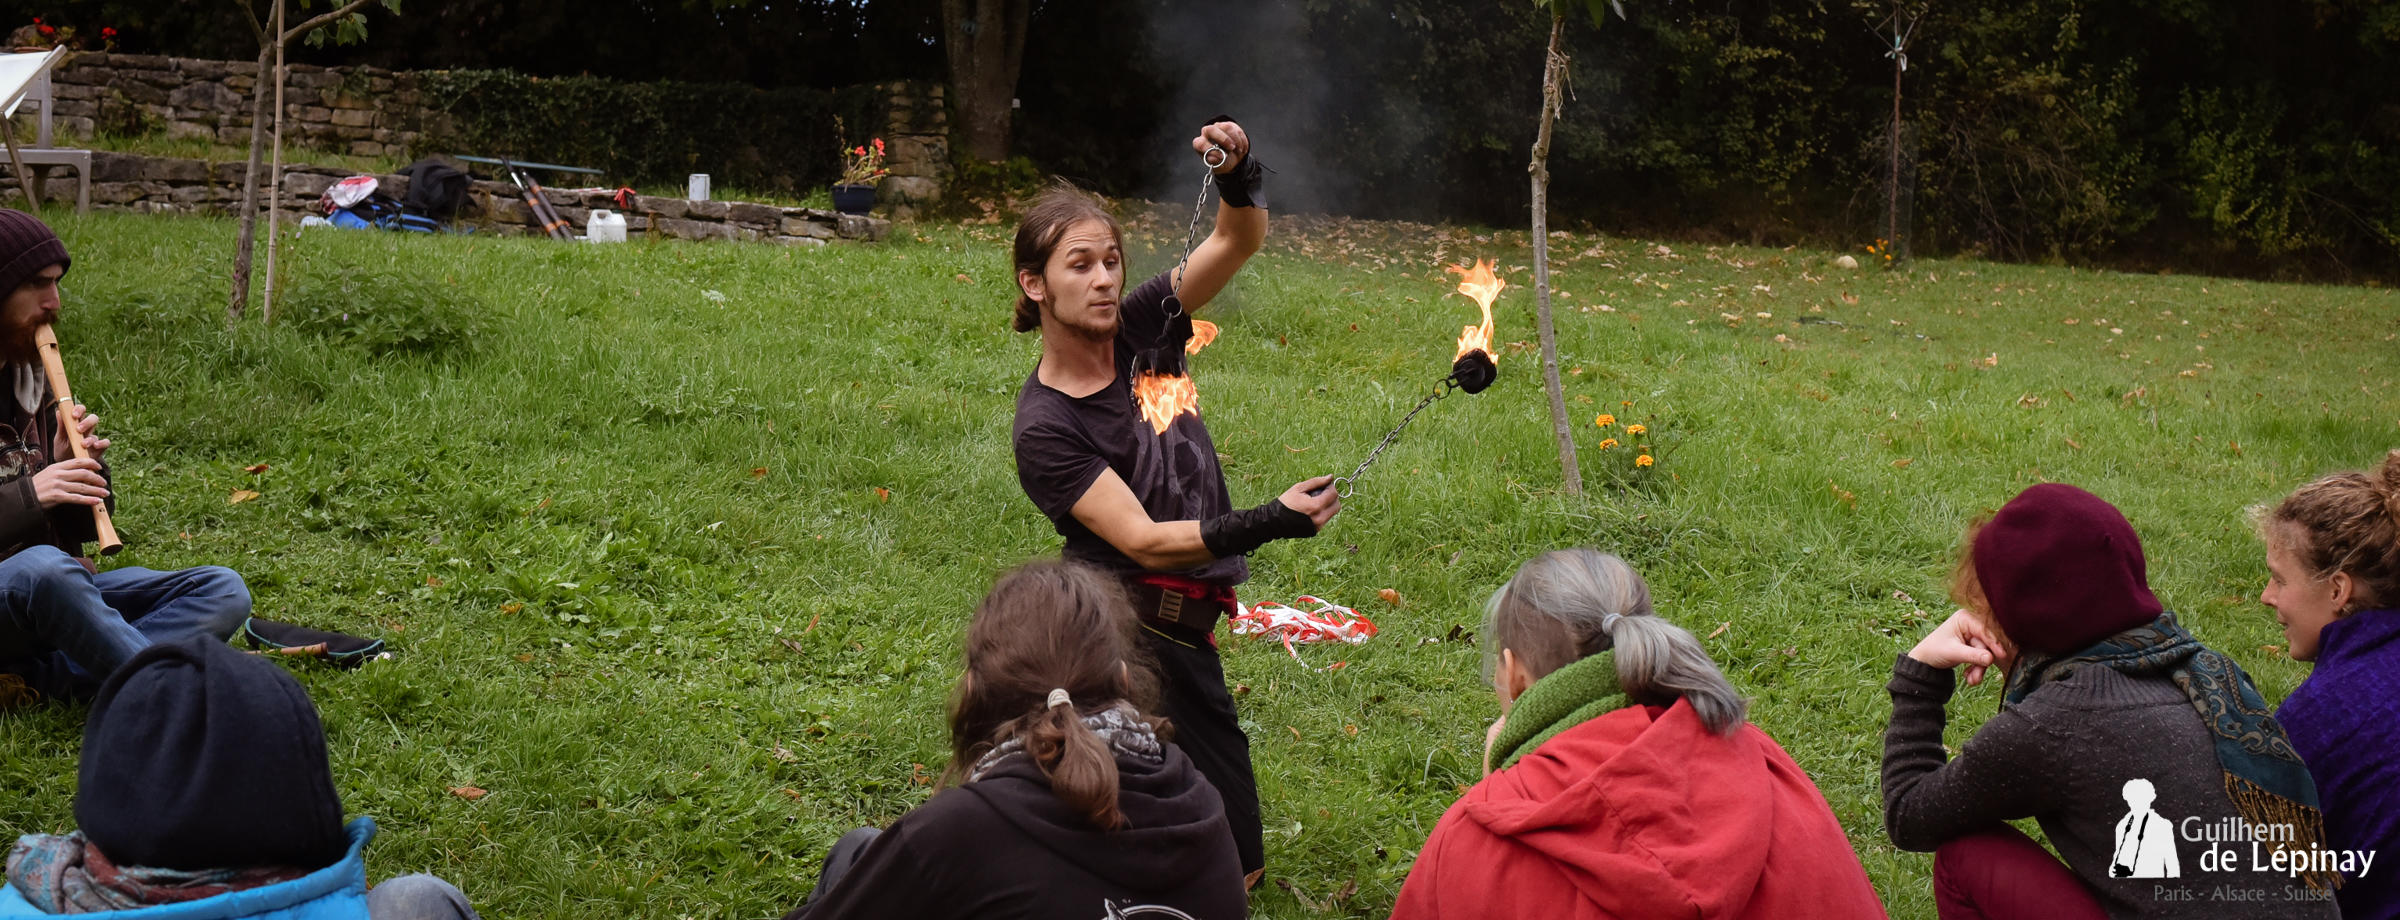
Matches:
[1199,499,1315,559]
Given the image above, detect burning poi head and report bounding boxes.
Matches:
[1446,259,1502,394]
[1129,318,1222,435]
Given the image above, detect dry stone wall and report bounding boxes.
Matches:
[0,151,890,244]
[35,53,945,209]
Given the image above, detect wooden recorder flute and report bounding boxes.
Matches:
[32,324,122,555]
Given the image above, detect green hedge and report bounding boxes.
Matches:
[417,70,889,193]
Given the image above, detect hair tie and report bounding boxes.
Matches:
[1046,688,1073,710]
[1601,613,1623,634]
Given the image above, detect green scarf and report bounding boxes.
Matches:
[1491,652,1626,771]
[2003,611,2332,888]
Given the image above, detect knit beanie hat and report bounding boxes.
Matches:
[75,635,346,872]
[1972,483,2165,655]
[0,208,70,298]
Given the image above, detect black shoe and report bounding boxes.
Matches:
[241,618,386,669]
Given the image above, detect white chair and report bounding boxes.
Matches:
[0,48,92,214]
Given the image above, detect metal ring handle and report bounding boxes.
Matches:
[1331,476,1355,498]
[1202,145,1229,169]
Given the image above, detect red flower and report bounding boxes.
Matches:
[101,27,116,37]
[872,138,885,153]
[852,146,865,156]
[30,17,39,23]
[38,24,54,34]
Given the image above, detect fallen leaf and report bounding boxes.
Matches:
[1377,588,1400,604]
[1325,660,1348,670]
[1707,621,1730,640]
[782,788,805,801]
[1287,725,1303,742]
[243,463,269,474]
[449,786,488,801]
[1335,878,1359,903]
[874,487,891,502]
[777,637,804,654]
[501,603,523,614]
[228,489,260,504]
[1344,724,1359,736]
[2065,437,2084,450]
[772,745,799,764]
[750,467,768,478]
[1891,458,1914,468]
[952,272,970,282]
[514,653,533,663]
[1233,684,1251,696]
[425,576,443,587]
[803,612,820,633]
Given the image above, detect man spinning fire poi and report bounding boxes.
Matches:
[1009,118,1338,881]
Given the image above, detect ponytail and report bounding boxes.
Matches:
[1606,612,1748,735]
[1018,701,1125,830]
[1485,548,1749,737]
[947,560,1164,831]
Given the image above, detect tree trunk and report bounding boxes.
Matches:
[262,0,285,323]
[228,43,273,320]
[1529,9,1582,494]
[228,0,375,320]
[941,0,1029,162]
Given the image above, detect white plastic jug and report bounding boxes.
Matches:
[687,173,711,202]
[586,209,627,243]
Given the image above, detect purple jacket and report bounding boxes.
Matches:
[2278,607,2400,920]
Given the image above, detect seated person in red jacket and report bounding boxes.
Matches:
[785,560,1245,920]
[1884,484,2336,920]
[1393,548,1887,920]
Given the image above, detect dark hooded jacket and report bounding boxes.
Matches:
[787,742,1245,920]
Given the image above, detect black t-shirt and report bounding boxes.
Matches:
[1011,270,1246,585]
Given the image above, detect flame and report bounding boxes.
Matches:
[1447,258,1503,363]
[1186,319,1220,355]
[1132,372,1198,435]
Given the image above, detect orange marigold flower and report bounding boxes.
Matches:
[1635,454,1654,467]
[1625,424,1647,435]
[1594,414,1616,428]
[1598,438,1619,450]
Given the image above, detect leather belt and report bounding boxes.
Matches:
[1128,581,1233,631]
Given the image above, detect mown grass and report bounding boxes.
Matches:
[0,210,2394,919]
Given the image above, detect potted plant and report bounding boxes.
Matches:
[834,136,887,215]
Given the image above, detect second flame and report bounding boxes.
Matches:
[1447,258,1503,363]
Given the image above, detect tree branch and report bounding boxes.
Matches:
[236,0,269,46]
[281,0,376,44]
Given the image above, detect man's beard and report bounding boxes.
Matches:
[1048,303,1119,343]
[0,321,39,363]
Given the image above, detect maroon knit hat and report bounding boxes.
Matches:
[0,208,71,299]
[1972,483,2165,654]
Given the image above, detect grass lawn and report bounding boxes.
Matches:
[0,209,2394,919]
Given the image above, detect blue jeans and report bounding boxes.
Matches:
[0,545,251,698]
[367,875,480,920]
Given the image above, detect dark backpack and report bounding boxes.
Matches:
[396,158,471,223]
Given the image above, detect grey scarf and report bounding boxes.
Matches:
[969,702,1163,781]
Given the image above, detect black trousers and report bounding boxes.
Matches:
[1140,621,1264,875]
